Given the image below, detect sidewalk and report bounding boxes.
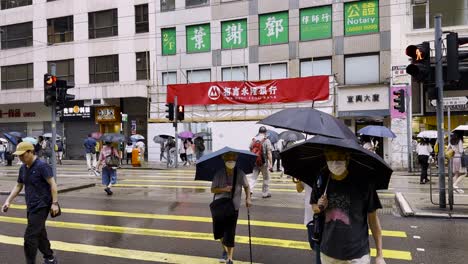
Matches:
[391,170,468,219]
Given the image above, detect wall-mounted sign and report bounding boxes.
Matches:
[391,65,411,86]
[96,106,121,123]
[259,11,289,45]
[344,0,379,36]
[162,27,176,55]
[221,19,248,49]
[60,101,94,121]
[186,23,211,53]
[338,86,389,113]
[300,6,332,41]
[131,120,137,135]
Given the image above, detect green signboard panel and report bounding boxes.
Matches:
[162,28,176,55]
[221,19,248,49]
[300,6,332,41]
[186,23,211,53]
[344,0,379,35]
[259,11,289,46]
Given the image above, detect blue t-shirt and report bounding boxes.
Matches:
[17,159,53,212]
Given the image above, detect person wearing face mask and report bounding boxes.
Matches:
[211,152,252,264]
[311,147,386,264]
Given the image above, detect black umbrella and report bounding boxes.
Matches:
[101,133,126,143]
[195,147,257,181]
[280,136,392,190]
[156,134,175,139]
[194,132,210,138]
[279,131,305,142]
[258,108,357,140]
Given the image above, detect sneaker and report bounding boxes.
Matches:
[43,257,57,264]
[227,260,234,264]
[262,194,272,199]
[104,188,113,195]
[219,251,227,263]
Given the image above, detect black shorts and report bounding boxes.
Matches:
[213,210,239,248]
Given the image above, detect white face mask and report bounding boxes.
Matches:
[327,160,347,176]
[225,161,236,169]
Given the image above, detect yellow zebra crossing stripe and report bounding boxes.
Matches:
[8,204,406,238]
[0,234,258,264]
[0,216,411,260]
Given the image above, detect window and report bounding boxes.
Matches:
[412,0,466,29]
[300,58,332,77]
[1,63,33,90]
[162,72,177,85]
[47,16,74,44]
[89,55,119,83]
[0,22,33,50]
[1,0,31,9]
[135,4,149,33]
[136,52,150,80]
[88,9,118,39]
[259,63,287,80]
[161,0,175,11]
[186,0,209,8]
[345,54,379,85]
[48,59,74,83]
[222,66,247,81]
[187,69,211,83]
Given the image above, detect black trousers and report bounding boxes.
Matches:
[418,155,429,182]
[25,207,54,264]
[272,151,281,171]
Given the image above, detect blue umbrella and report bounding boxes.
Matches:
[358,125,396,139]
[2,133,18,145]
[195,147,257,181]
[22,137,38,145]
[265,130,279,144]
[7,131,24,138]
[101,133,126,143]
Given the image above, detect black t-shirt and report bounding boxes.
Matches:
[17,159,53,212]
[310,173,382,260]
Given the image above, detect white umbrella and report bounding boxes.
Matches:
[0,138,7,143]
[452,125,468,136]
[417,130,438,139]
[43,133,62,139]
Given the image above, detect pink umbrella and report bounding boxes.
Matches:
[91,132,103,140]
[178,131,194,139]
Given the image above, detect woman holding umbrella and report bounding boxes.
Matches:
[210,152,252,264]
[96,141,121,195]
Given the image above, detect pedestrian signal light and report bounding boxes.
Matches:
[177,105,184,121]
[393,89,406,113]
[165,103,174,121]
[56,80,75,108]
[406,42,431,82]
[44,73,57,107]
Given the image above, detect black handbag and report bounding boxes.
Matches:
[105,147,120,167]
[209,168,237,222]
[307,175,330,250]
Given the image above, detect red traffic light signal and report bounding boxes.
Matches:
[406,42,431,82]
[44,74,57,107]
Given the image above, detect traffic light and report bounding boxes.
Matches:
[393,89,406,113]
[406,42,431,82]
[56,80,75,108]
[177,105,184,121]
[165,103,174,121]
[446,32,468,82]
[44,74,57,107]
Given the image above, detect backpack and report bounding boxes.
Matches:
[105,147,120,167]
[251,138,266,167]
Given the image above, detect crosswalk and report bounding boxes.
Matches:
[0,166,413,263]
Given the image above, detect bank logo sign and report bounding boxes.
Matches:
[345,0,379,36]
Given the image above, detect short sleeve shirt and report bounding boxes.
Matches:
[211,169,249,211]
[17,159,53,212]
[311,173,382,260]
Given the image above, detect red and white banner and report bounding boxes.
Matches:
[167,76,329,106]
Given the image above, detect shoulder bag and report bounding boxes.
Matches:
[306,174,330,250]
[209,168,237,222]
[105,147,120,167]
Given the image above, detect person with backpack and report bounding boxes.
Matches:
[194,137,205,160]
[248,126,273,198]
[96,141,121,195]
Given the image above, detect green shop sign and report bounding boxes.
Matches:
[186,23,211,53]
[259,11,289,45]
[221,19,247,49]
[162,28,176,55]
[344,0,379,36]
[300,6,332,41]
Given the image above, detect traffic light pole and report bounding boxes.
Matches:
[174,96,178,169]
[50,64,58,181]
[435,15,446,208]
[405,88,413,172]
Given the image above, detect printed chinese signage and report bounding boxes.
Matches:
[95,107,121,123]
[60,101,94,121]
[221,19,247,49]
[167,76,329,106]
[300,6,332,41]
[259,11,289,45]
[344,0,379,36]
[186,23,211,53]
[162,28,176,55]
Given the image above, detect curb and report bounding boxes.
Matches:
[395,192,414,216]
[0,183,96,196]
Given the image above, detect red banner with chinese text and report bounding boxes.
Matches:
[167,76,329,105]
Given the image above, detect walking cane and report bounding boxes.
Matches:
[247,207,253,264]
